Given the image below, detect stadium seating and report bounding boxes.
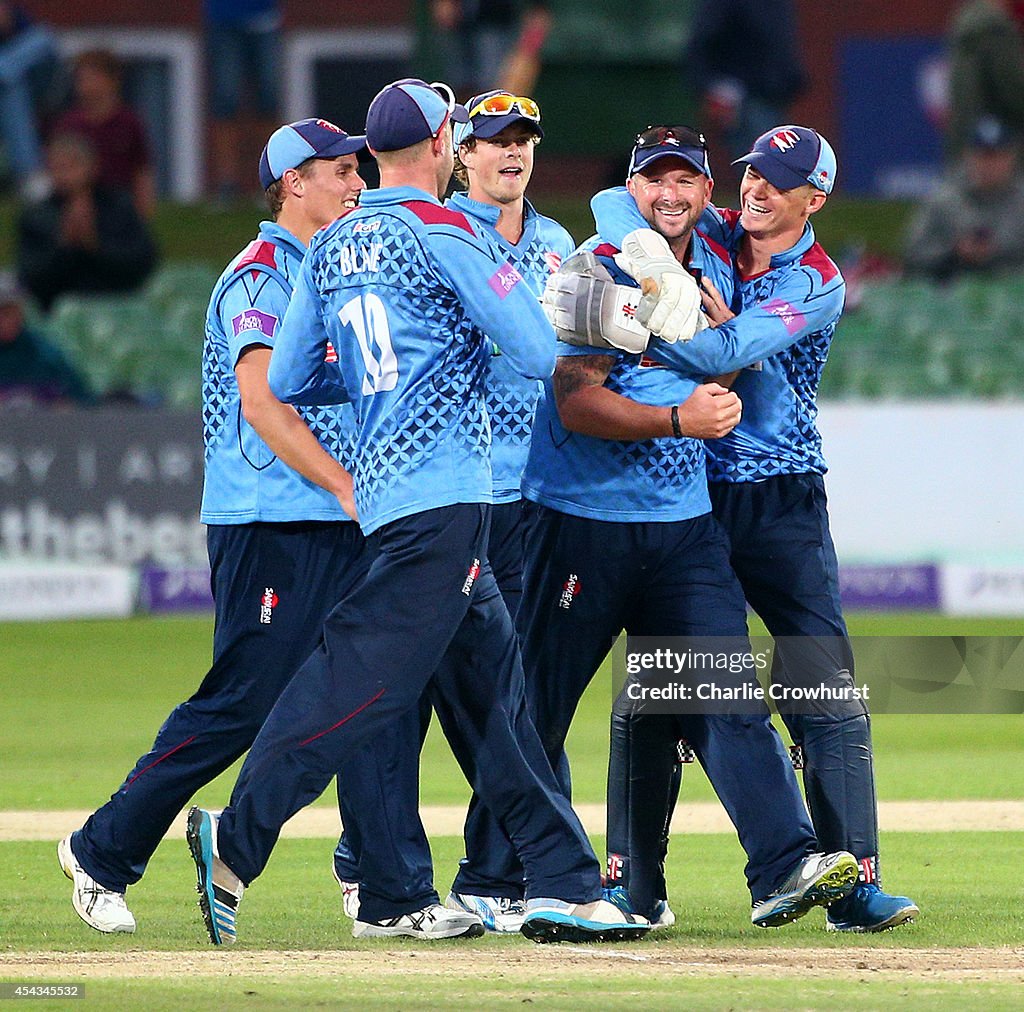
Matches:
[42,267,1024,406]
[822,277,1024,399]
[48,263,218,408]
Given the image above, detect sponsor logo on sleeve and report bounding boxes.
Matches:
[488,262,524,299]
[762,298,806,335]
[232,309,279,339]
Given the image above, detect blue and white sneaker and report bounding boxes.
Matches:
[751,851,858,928]
[186,807,244,945]
[826,883,920,932]
[520,897,650,943]
[602,885,675,930]
[445,891,526,933]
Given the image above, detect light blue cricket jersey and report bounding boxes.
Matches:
[521,226,736,523]
[267,186,556,536]
[591,187,847,482]
[200,220,355,524]
[446,192,575,503]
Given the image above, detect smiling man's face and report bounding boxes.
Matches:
[627,156,712,245]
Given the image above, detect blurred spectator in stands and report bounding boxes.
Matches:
[53,50,155,219]
[946,1,1024,161]
[0,2,64,202]
[0,271,93,407]
[431,1,549,99]
[685,0,807,190]
[905,117,1024,281]
[16,132,158,312]
[203,0,281,201]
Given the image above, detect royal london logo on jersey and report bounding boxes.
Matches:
[259,587,279,625]
[559,573,581,609]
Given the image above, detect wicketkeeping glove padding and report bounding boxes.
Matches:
[614,228,705,343]
[541,251,652,354]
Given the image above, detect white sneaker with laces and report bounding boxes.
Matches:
[353,903,484,939]
[57,835,136,934]
[445,891,526,933]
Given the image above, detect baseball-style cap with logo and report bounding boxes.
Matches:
[733,125,837,194]
[627,125,712,179]
[453,90,544,147]
[258,119,367,189]
[365,78,469,153]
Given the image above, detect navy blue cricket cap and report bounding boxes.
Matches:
[627,125,712,179]
[453,90,544,147]
[365,78,469,153]
[733,125,837,194]
[259,118,367,190]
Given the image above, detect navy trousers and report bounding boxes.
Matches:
[73,521,372,894]
[331,500,531,921]
[215,504,601,902]
[710,474,880,873]
[450,505,817,906]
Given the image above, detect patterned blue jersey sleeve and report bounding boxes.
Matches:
[268,251,351,406]
[430,221,556,381]
[646,254,846,375]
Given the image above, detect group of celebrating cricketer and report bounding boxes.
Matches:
[57,78,920,946]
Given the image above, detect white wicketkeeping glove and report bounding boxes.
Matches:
[613,229,705,343]
[541,251,652,355]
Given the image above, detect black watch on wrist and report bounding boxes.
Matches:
[670,404,683,438]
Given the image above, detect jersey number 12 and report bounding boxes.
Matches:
[338,293,399,396]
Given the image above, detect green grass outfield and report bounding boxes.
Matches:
[1,613,1021,1008]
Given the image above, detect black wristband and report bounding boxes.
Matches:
[670,404,682,438]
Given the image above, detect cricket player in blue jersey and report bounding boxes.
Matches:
[58,118,375,934]
[584,125,920,933]
[445,124,859,929]
[330,90,578,935]
[186,78,648,945]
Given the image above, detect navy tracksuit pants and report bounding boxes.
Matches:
[450,504,818,907]
[711,473,880,876]
[215,504,601,903]
[73,521,372,894]
[330,500,530,922]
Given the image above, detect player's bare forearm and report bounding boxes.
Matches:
[555,354,675,440]
[236,348,358,520]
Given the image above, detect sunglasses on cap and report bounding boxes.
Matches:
[430,80,458,135]
[468,93,541,122]
[634,125,707,150]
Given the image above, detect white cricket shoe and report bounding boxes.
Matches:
[445,891,526,933]
[58,835,136,934]
[353,903,485,939]
[521,897,650,943]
